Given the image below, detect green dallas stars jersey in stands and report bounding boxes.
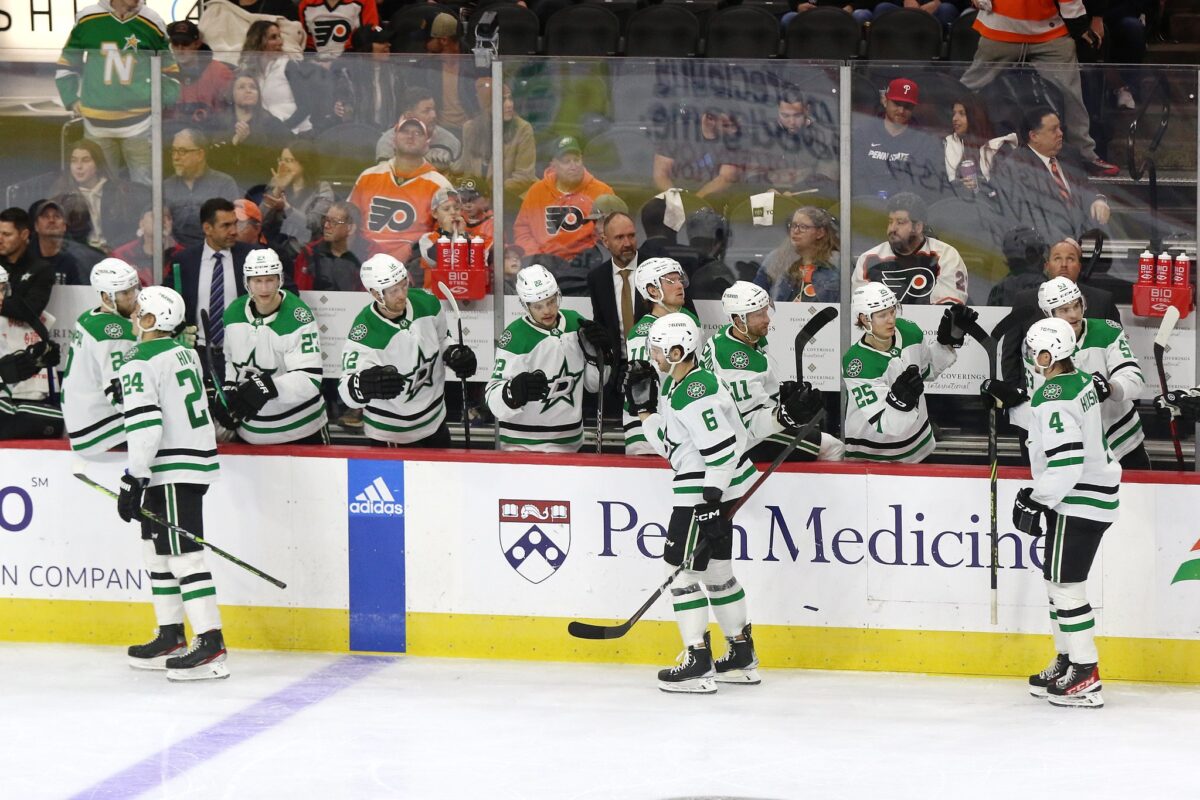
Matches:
[118,337,219,486]
[338,290,452,444]
[61,308,135,455]
[841,317,956,463]
[222,291,327,445]
[641,365,757,507]
[485,309,604,452]
[623,308,700,455]
[1028,370,1121,523]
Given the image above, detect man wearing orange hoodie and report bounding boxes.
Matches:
[513,137,614,263]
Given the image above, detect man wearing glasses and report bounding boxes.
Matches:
[294,202,367,292]
[163,128,239,248]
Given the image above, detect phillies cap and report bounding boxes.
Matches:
[395,116,428,136]
[885,78,919,105]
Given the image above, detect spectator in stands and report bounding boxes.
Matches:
[458,176,494,256]
[652,103,741,200]
[942,94,1012,199]
[687,209,746,300]
[111,207,177,286]
[50,139,149,252]
[853,78,945,201]
[742,87,837,196]
[239,20,316,135]
[422,13,477,136]
[1103,0,1147,111]
[350,117,454,261]
[866,0,961,27]
[563,194,629,291]
[169,20,234,126]
[754,206,840,302]
[989,106,1111,246]
[852,192,968,304]
[637,197,679,262]
[784,0,874,26]
[0,208,55,326]
[455,81,537,194]
[586,210,646,347]
[229,0,298,20]
[375,87,462,170]
[411,187,466,288]
[234,199,265,247]
[961,0,1119,176]
[259,140,336,258]
[513,136,615,264]
[341,24,402,129]
[295,201,366,291]
[207,72,292,190]
[299,0,378,59]
[29,198,90,285]
[164,128,240,248]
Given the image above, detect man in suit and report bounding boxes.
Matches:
[587,211,647,349]
[991,106,1111,248]
[164,198,251,381]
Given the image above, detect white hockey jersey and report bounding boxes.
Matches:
[623,309,700,455]
[118,337,219,487]
[852,237,969,305]
[61,308,134,454]
[338,290,452,444]
[641,364,758,507]
[222,291,327,445]
[485,309,605,452]
[0,313,55,401]
[1028,370,1121,523]
[842,317,956,462]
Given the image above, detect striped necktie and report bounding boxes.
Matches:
[1048,158,1071,201]
[209,251,225,347]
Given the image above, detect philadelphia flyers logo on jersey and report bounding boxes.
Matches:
[868,264,938,302]
[313,20,352,46]
[544,206,585,235]
[368,198,417,233]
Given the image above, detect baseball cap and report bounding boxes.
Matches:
[430,12,458,38]
[395,116,428,136]
[587,193,628,221]
[885,78,919,105]
[430,187,459,212]
[167,20,200,44]
[553,136,582,159]
[456,175,488,201]
[234,199,262,225]
[28,198,63,219]
[368,24,396,44]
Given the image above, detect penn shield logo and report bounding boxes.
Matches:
[499,499,570,584]
[544,206,585,235]
[349,476,405,516]
[368,197,417,233]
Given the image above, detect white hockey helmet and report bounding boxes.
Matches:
[360,253,408,293]
[134,285,186,334]
[1024,317,1076,375]
[634,257,688,304]
[242,248,283,290]
[515,265,560,307]
[1037,276,1086,317]
[648,312,701,365]
[851,282,899,327]
[722,280,771,318]
[91,258,140,296]
[0,265,8,285]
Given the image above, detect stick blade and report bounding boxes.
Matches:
[567,620,629,640]
[436,281,461,317]
[1155,305,1181,349]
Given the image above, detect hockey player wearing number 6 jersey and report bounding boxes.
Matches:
[214,248,329,445]
[486,265,612,452]
[842,283,965,462]
[626,313,759,693]
[116,286,228,681]
[338,254,476,447]
[1013,317,1120,708]
[702,281,843,462]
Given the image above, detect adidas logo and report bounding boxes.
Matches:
[348,477,404,516]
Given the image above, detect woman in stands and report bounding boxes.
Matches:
[752,206,840,303]
[50,139,148,252]
[238,21,316,136]
[206,72,291,190]
[258,139,336,260]
[455,81,537,195]
[942,93,1011,198]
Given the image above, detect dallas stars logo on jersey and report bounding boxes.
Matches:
[542,360,583,411]
[400,348,438,402]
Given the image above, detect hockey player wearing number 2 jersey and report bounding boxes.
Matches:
[1014,317,1120,709]
[626,313,760,693]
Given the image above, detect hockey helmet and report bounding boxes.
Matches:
[1024,317,1076,375]
[722,280,771,318]
[634,257,688,304]
[515,265,560,308]
[360,253,409,294]
[851,282,899,327]
[648,312,701,365]
[242,248,283,291]
[91,258,140,295]
[134,286,186,335]
[1037,276,1086,317]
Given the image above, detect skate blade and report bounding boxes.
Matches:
[715,668,761,685]
[167,661,231,682]
[128,655,173,671]
[1028,686,1050,699]
[1048,690,1104,709]
[658,677,717,694]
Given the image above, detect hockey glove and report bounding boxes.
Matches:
[980,378,1028,410]
[26,340,60,369]
[348,365,406,404]
[623,359,660,415]
[442,345,477,380]
[1012,487,1049,536]
[694,488,724,544]
[1091,373,1112,403]
[117,474,148,524]
[176,325,198,349]
[0,349,39,385]
[935,303,979,348]
[886,364,925,412]
[1155,388,1200,423]
[502,370,551,409]
[578,319,613,366]
[776,380,823,429]
[104,377,124,407]
[226,373,279,422]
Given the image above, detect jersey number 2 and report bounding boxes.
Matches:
[176,370,209,429]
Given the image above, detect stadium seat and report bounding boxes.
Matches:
[625,4,701,57]
[783,8,861,60]
[389,3,453,53]
[468,3,541,54]
[948,10,980,63]
[544,4,622,56]
[314,123,385,185]
[865,9,943,61]
[703,6,781,59]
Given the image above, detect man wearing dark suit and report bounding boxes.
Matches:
[586,211,648,349]
[991,105,1112,247]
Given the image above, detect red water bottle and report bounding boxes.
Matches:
[436,235,451,268]
[1156,251,1173,286]
[1174,253,1191,287]
[451,234,469,269]
[1137,249,1156,285]
[469,236,485,270]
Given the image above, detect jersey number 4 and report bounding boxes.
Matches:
[1048,411,1064,434]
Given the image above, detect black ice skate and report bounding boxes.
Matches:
[127,624,186,670]
[658,633,716,694]
[714,623,761,685]
[1047,662,1103,708]
[165,629,230,681]
[1028,652,1071,698]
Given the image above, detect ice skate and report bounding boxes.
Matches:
[166,629,230,681]
[1047,662,1103,708]
[714,623,761,685]
[658,633,716,694]
[127,624,186,670]
[1028,652,1070,698]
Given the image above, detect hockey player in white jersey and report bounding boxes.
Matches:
[626,313,772,693]
[702,280,843,462]
[116,286,228,681]
[62,259,139,454]
[1013,317,1120,708]
[841,283,967,462]
[338,254,476,447]
[623,257,697,454]
[485,266,612,452]
[214,248,329,445]
[0,266,62,439]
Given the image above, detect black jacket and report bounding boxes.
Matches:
[990,145,1103,246]
[0,247,56,325]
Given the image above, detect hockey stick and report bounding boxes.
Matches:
[437,282,471,449]
[567,408,826,641]
[962,318,1002,625]
[795,306,839,378]
[73,471,287,589]
[1078,229,1105,283]
[1153,305,1185,470]
[198,309,228,407]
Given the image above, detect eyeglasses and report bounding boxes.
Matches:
[323,218,351,227]
[171,147,202,156]
[787,222,817,232]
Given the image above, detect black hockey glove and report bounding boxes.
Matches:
[1012,487,1049,536]
[26,340,60,369]
[105,377,124,407]
[623,359,660,415]
[0,349,39,385]
[117,474,148,524]
[980,378,1028,410]
[776,380,823,429]
[226,373,279,421]
[502,370,550,409]
[886,364,924,412]
[1091,373,1112,403]
[442,345,477,380]
[348,365,406,404]
[935,303,979,348]
[1155,388,1200,423]
[577,319,613,366]
[694,488,724,544]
